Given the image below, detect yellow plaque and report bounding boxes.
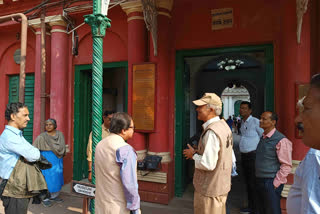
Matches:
[211,8,233,30]
[132,63,155,132]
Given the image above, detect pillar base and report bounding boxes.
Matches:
[138,161,174,204]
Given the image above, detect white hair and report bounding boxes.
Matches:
[207,104,222,116]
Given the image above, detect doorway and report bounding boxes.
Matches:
[174,44,274,196]
[73,61,128,180]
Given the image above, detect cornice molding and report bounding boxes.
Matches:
[156,0,173,11]
[121,0,173,15]
[28,15,67,28]
[127,15,144,22]
[120,1,143,15]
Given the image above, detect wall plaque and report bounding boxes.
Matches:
[132,63,156,132]
[211,8,233,30]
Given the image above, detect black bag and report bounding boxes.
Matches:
[144,155,162,170]
[137,155,162,171]
[137,161,146,170]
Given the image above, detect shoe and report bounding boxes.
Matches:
[240,208,252,214]
[50,197,63,203]
[42,200,53,207]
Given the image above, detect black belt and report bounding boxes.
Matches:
[241,150,256,155]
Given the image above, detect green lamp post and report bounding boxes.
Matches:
[84,0,111,213]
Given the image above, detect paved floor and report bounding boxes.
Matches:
[0,133,246,214]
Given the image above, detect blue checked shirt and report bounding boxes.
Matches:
[0,125,40,179]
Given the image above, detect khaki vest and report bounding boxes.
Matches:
[193,119,233,197]
[95,133,137,214]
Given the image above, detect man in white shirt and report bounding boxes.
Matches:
[239,101,263,214]
[184,93,233,214]
[287,74,320,214]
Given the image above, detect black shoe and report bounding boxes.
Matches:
[240,208,252,214]
[42,200,53,207]
[50,197,63,203]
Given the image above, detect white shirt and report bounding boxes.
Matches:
[239,115,263,153]
[193,117,220,171]
[287,148,320,214]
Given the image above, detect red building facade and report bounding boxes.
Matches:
[0,0,318,209]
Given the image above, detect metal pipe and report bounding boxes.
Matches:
[40,12,46,132]
[0,13,28,103]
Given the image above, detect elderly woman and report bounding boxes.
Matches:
[33,119,66,207]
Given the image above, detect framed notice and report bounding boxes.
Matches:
[132,63,156,132]
[295,82,309,138]
[211,8,233,30]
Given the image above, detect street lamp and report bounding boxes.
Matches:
[84,0,111,213]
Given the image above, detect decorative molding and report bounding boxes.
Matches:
[291,159,301,174]
[50,29,67,34]
[281,184,291,198]
[120,1,143,15]
[147,151,171,163]
[158,11,171,18]
[136,149,147,161]
[137,170,167,183]
[127,16,145,22]
[29,15,67,27]
[281,159,301,198]
[296,0,308,44]
[156,0,174,11]
[35,31,51,36]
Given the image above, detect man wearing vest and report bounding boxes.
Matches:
[255,111,292,214]
[183,93,233,214]
[95,112,140,214]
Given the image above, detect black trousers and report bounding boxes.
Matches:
[1,196,30,214]
[255,178,284,214]
[241,151,257,211]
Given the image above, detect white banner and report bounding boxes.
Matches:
[101,0,110,16]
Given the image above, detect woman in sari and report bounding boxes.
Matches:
[33,118,66,207]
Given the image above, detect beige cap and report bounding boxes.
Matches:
[193,93,222,108]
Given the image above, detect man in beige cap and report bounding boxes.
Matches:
[183,93,233,214]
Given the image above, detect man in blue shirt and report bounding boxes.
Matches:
[287,74,320,214]
[0,102,40,214]
[239,101,263,214]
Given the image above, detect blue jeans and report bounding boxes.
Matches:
[255,178,284,214]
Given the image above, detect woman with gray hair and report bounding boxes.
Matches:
[33,118,66,207]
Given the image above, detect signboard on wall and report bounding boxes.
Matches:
[132,63,156,132]
[211,8,233,30]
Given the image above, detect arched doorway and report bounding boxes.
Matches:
[174,44,274,197]
[221,86,250,119]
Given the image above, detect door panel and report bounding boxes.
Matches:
[8,75,35,143]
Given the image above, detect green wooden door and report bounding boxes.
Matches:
[73,62,128,180]
[234,100,242,117]
[74,69,92,180]
[8,75,35,143]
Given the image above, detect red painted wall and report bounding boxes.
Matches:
[0,0,313,204]
[0,24,36,131]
